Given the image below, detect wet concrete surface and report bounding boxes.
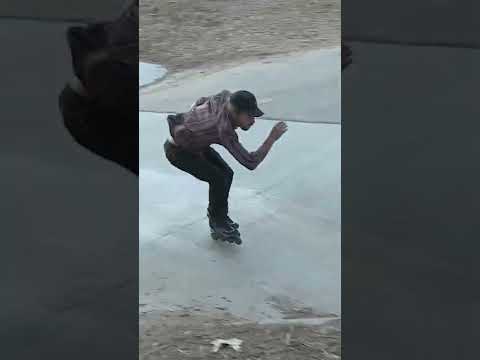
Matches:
[139,109,340,321]
[140,48,340,124]
[139,48,340,323]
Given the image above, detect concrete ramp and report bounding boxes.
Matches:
[139,111,340,322]
[140,48,341,124]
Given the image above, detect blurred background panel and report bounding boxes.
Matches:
[0,0,128,22]
[343,0,480,47]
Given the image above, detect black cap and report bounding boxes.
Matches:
[229,90,264,117]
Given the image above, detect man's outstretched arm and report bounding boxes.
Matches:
[222,122,288,170]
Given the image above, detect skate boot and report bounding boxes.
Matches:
[208,211,241,245]
[207,209,239,230]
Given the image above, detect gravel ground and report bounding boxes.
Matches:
[140,311,341,360]
[140,0,340,73]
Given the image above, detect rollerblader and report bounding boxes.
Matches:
[164,90,288,244]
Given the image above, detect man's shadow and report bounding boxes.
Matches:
[59,0,139,175]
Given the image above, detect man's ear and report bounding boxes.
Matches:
[228,102,239,116]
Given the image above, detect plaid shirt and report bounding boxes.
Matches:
[169,90,269,170]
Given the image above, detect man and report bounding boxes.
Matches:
[164,90,288,242]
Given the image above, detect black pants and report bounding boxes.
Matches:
[164,141,234,218]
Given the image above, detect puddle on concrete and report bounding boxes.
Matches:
[140,62,167,87]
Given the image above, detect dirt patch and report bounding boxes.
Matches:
[140,311,341,359]
[140,0,340,73]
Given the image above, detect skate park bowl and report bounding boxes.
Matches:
[139,48,341,323]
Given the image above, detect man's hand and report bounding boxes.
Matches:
[270,121,288,142]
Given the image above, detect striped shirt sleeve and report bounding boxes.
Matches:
[222,132,270,170]
[191,96,210,109]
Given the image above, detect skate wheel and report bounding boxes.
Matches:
[224,236,241,245]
